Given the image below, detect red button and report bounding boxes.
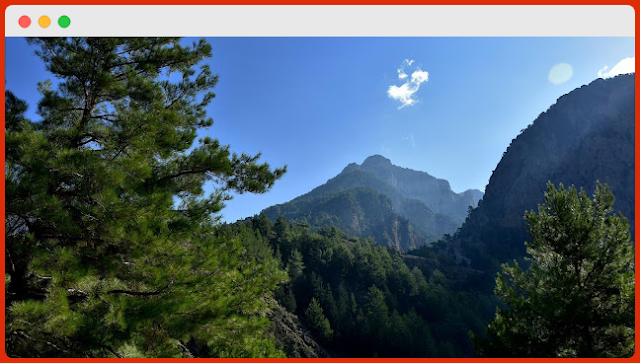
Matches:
[19,15,31,28]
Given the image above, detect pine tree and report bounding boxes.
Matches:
[274,216,290,240]
[286,249,305,280]
[279,285,297,313]
[364,285,390,344]
[253,212,274,240]
[6,37,287,357]
[304,297,334,343]
[472,182,634,357]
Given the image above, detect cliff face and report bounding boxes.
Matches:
[455,74,635,266]
[358,155,483,221]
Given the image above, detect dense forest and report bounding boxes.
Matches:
[223,215,496,357]
[5,37,635,358]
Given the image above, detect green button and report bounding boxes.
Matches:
[58,15,70,28]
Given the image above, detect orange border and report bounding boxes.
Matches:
[1,2,637,361]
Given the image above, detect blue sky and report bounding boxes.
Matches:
[5,37,635,222]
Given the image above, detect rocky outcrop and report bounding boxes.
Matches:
[454,74,635,268]
[268,302,329,358]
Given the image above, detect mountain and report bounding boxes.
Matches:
[354,155,484,220]
[452,74,635,269]
[265,187,424,251]
[263,156,484,251]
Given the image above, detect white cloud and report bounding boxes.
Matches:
[387,83,416,107]
[387,59,430,109]
[598,56,635,79]
[411,70,429,84]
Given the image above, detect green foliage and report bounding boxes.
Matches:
[5,37,286,357]
[287,249,305,280]
[305,298,334,343]
[472,182,635,357]
[362,285,390,342]
[236,214,492,357]
[276,285,297,313]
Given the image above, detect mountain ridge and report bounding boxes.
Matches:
[263,155,484,250]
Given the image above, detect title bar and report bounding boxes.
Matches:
[5,5,636,37]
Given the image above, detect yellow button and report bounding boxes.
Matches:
[38,16,51,28]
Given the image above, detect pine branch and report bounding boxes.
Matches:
[107,281,173,297]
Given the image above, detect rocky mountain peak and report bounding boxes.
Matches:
[361,154,393,169]
[341,162,362,174]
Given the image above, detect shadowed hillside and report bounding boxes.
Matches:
[451,74,635,269]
